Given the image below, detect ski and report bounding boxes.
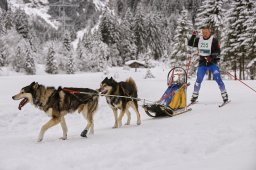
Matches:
[172,108,192,117]
[218,100,231,108]
[187,101,198,107]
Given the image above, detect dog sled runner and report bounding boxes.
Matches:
[143,67,191,117]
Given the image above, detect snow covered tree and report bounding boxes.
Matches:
[0,11,5,34]
[171,8,193,67]
[24,48,36,75]
[1,10,14,33]
[244,2,256,54]
[12,46,24,72]
[118,8,136,64]
[109,43,121,66]
[63,31,72,52]
[66,53,75,74]
[0,38,8,66]
[222,0,255,79]
[131,2,147,59]
[14,9,29,39]
[45,46,58,74]
[99,8,120,46]
[144,69,155,79]
[62,31,75,74]
[195,0,224,39]
[144,12,164,60]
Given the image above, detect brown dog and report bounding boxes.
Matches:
[12,82,98,142]
[99,77,141,128]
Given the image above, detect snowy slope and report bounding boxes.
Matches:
[0,67,256,170]
[9,0,58,29]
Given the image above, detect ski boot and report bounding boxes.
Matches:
[191,92,198,103]
[221,92,228,103]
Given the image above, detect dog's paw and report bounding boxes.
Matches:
[59,136,67,140]
[117,121,122,128]
[112,122,118,128]
[80,129,88,138]
[112,125,118,128]
[37,138,43,142]
[137,120,141,125]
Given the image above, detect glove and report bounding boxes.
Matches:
[192,30,198,36]
[204,56,213,63]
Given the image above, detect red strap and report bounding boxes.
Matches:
[63,88,81,94]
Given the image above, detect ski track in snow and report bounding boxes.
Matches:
[0,67,256,170]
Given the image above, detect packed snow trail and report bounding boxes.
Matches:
[0,67,256,170]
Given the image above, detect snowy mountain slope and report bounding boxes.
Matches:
[0,67,256,170]
[9,0,58,29]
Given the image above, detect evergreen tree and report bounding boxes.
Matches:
[131,2,147,59]
[13,46,24,72]
[222,0,254,79]
[118,8,136,64]
[45,46,58,74]
[99,8,120,45]
[63,31,72,52]
[24,48,36,75]
[171,8,193,67]
[0,38,8,66]
[144,11,164,60]
[0,11,5,34]
[195,0,224,39]
[2,10,14,31]
[62,31,75,73]
[244,1,256,57]
[66,53,75,74]
[109,44,120,66]
[14,9,29,39]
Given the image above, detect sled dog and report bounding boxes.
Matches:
[12,82,98,142]
[99,77,141,128]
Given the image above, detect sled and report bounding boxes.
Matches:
[142,67,191,117]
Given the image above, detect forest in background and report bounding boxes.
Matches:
[0,0,255,79]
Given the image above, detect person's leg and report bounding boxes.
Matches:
[191,66,208,102]
[209,64,228,101]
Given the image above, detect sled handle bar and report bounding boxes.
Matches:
[167,67,188,86]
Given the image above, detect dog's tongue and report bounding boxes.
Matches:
[18,98,28,110]
[100,89,108,95]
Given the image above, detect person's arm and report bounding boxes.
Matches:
[188,31,199,47]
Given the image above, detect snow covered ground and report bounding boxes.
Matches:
[0,66,256,170]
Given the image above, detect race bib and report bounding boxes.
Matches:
[198,36,213,56]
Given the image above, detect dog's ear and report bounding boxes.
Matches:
[33,82,39,89]
[57,86,62,91]
[30,82,35,86]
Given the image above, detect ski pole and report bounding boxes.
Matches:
[224,71,256,94]
[186,53,192,75]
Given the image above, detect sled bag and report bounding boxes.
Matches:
[159,84,186,110]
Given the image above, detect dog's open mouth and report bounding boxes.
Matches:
[18,98,28,110]
[100,89,108,95]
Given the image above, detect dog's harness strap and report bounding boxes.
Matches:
[63,88,156,105]
[63,88,81,94]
